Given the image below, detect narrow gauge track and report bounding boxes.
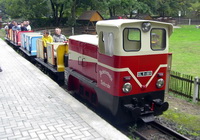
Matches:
[130,121,191,140]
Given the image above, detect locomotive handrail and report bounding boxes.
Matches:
[95,63,97,73]
[82,58,86,67]
[78,56,82,65]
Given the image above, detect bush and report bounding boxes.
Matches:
[30,18,69,29]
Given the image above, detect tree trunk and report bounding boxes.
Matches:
[58,4,64,26]
[109,7,113,18]
[49,0,64,26]
[71,0,77,26]
[50,0,55,18]
[130,11,133,18]
[113,7,116,16]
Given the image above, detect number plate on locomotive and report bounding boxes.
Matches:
[137,71,152,77]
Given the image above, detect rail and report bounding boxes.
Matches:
[130,121,191,140]
[149,121,190,140]
[131,130,148,140]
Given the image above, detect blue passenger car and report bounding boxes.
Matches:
[20,32,42,57]
[21,33,41,50]
[26,34,42,56]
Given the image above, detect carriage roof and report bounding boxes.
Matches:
[69,34,98,46]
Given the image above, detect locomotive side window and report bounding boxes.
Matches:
[99,31,114,56]
[151,29,166,50]
[123,28,141,51]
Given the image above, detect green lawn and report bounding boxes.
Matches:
[169,25,200,77]
[0,29,6,39]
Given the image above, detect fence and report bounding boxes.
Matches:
[199,81,200,101]
[175,18,200,25]
[169,71,200,102]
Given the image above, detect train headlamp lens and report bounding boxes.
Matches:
[141,22,151,32]
[156,78,164,88]
[122,83,132,93]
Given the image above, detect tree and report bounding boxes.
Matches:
[155,0,190,17]
[68,0,81,26]
[49,0,69,26]
[49,0,86,26]
[101,0,121,17]
[1,0,199,25]
[138,0,156,14]
[122,0,151,17]
[188,0,200,17]
[121,0,137,18]
[0,0,8,19]
[2,0,49,19]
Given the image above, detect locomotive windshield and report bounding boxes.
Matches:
[151,29,166,50]
[123,28,141,51]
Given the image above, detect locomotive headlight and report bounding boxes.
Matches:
[156,78,164,88]
[122,83,132,93]
[141,22,151,32]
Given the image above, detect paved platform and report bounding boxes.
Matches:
[0,38,130,140]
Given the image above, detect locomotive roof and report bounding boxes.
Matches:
[96,19,173,36]
[69,34,98,46]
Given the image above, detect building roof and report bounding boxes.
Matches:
[134,14,152,20]
[78,11,103,21]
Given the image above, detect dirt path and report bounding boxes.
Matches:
[165,93,200,115]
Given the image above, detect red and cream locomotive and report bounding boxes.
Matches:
[66,19,173,124]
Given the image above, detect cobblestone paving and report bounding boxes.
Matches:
[0,40,109,140]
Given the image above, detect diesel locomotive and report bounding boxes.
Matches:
[5,19,173,124]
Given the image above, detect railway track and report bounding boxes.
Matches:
[130,121,191,140]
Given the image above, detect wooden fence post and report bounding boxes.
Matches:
[165,53,172,94]
[193,77,199,103]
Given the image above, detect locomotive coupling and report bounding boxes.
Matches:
[124,104,155,122]
[124,104,141,119]
[153,99,169,114]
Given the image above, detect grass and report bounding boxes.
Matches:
[162,109,200,137]
[0,29,6,39]
[169,25,200,77]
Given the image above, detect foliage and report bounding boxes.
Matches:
[121,0,150,18]
[49,0,78,26]
[50,0,63,26]
[1,0,200,26]
[189,1,200,17]
[99,0,151,18]
[1,0,49,19]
